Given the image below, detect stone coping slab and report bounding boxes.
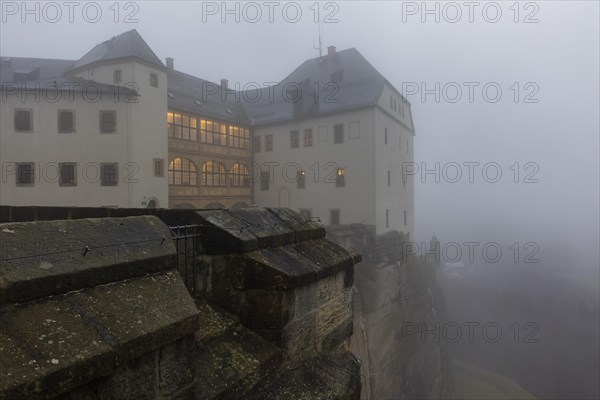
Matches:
[0,216,176,305]
[238,239,362,290]
[194,208,326,254]
[0,271,199,400]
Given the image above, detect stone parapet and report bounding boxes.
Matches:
[0,216,199,400]
[193,208,361,363]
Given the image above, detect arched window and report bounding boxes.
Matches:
[168,157,197,186]
[202,161,226,187]
[147,198,158,208]
[230,163,250,187]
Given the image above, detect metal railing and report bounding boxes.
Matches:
[169,224,203,296]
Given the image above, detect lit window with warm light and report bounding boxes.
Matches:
[336,167,345,187]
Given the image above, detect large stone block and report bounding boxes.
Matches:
[0,271,199,400]
[0,298,113,399]
[0,216,176,304]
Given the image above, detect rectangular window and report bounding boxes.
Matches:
[14,109,32,132]
[404,210,408,226]
[291,130,299,148]
[100,111,116,133]
[58,110,75,133]
[334,124,344,144]
[299,209,312,219]
[16,162,34,186]
[297,170,305,189]
[386,209,390,228]
[261,171,270,190]
[330,209,340,226]
[113,69,122,83]
[387,170,391,187]
[59,163,77,186]
[228,126,250,149]
[100,163,118,186]
[304,129,313,147]
[150,72,158,87]
[266,134,273,152]
[154,159,164,177]
[336,167,345,187]
[349,121,360,140]
[169,112,198,141]
[254,136,261,152]
[384,128,388,145]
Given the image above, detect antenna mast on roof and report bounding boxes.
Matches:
[313,19,323,57]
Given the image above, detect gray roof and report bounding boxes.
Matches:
[241,48,392,126]
[2,30,403,129]
[167,70,249,125]
[68,29,164,72]
[0,57,137,96]
[0,57,74,83]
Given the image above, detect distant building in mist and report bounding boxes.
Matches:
[0,30,414,235]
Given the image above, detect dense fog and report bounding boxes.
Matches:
[2,1,598,399]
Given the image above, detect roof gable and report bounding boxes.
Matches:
[68,29,164,72]
[241,48,388,126]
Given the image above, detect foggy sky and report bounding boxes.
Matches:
[1,1,598,271]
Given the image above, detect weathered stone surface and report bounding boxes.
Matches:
[193,208,336,255]
[226,208,296,248]
[0,298,113,400]
[193,210,259,254]
[322,317,353,353]
[239,289,291,331]
[244,352,362,400]
[194,326,282,400]
[0,271,199,400]
[282,310,317,360]
[70,271,199,363]
[265,207,326,242]
[0,216,176,304]
[195,301,238,344]
[57,350,158,400]
[315,290,352,345]
[159,336,196,396]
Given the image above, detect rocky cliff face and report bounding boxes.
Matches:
[328,225,454,400]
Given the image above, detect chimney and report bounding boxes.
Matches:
[166,57,174,70]
[327,46,336,56]
[220,79,229,102]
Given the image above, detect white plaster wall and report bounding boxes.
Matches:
[1,61,168,208]
[253,108,376,227]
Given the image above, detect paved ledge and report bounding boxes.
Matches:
[0,271,199,400]
[0,216,176,305]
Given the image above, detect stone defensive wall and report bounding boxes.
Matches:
[0,206,362,399]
